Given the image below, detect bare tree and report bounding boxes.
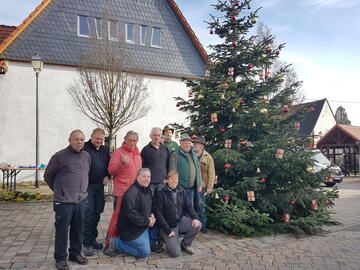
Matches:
[335,106,351,125]
[67,40,150,144]
[256,23,304,104]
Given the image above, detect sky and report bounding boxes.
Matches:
[1,0,359,125]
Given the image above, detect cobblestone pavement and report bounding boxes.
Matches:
[1,179,360,270]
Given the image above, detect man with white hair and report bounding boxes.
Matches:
[44,130,91,270]
[141,127,170,195]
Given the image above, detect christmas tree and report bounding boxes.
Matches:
[175,0,338,236]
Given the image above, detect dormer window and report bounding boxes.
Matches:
[108,20,118,41]
[95,18,102,39]
[78,15,90,37]
[151,27,161,48]
[126,23,135,44]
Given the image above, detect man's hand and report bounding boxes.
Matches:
[168,231,176,238]
[197,186,202,193]
[102,176,110,185]
[192,219,201,228]
[120,154,128,164]
[148,214,156,227]
[205,188,212,196]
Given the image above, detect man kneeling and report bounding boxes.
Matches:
[155,171,201,257]
[111,168,155,258]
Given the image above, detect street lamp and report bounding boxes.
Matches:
[31,53,43,188]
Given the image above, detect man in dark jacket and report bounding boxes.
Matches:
[44,130,91,270]
[83,128,111,256]
[108,168,155,258]
[141,127,169,195]
[155,171,201,257]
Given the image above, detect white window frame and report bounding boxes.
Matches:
[140,25,146,45]
[125,23,135,44]
[77,15,90,38]
[95,18,102,39]
[108,20,118,41]
[151,27,161,48]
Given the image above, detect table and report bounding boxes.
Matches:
[1,167,46,191]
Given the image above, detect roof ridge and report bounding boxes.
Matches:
[0,0,53,54]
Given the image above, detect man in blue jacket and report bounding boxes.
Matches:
[83,128,111,256]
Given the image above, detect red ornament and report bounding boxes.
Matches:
[234,1,240,6]
[231,15,236,21]
[247,64,254,69]
[324,200,329,205]
[265,71,271,78]
[275,50,280,56]
[259,178,266,183]
[308,107,315,111]
[224,196,230,201]
[191,135,198,140]
[232,41,237,47]
[294,122,301,130]
[224,163,231,169]
[222,82,229,87]
[210,30,214,35]
[220,128,225,133]
[176,103,180,107]
[283,107,289,112]
[227,67,234,76]
[290,200,296,205]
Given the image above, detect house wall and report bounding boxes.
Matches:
[0,61,189,181]
[313,102,336,144]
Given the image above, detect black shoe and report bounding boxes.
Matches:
[151,242,165,253]
[180,241,194,255]
[55,261,70,270]
[83,245,94,256]
[92,241,103,249]
[68,255,88,265]
[201,227,208,233]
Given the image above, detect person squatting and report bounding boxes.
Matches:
[44,125,215,270]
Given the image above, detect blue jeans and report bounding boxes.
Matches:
[115,227,157,258]
[198,188,207,228]
[184,188,194,207]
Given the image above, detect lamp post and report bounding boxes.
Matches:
[31,53,43,188]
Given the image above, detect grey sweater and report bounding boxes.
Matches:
[44,146,91,203]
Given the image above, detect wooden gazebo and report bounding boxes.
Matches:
[317,124,360,175]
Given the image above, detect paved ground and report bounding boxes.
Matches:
[1,179,360,270]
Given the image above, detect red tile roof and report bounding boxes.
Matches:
[0,25,16,44]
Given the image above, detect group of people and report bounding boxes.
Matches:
[44,125,215,270]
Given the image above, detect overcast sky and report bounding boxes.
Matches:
[1,0,359,125]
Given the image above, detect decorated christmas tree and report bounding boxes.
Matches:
[175,0,338,236]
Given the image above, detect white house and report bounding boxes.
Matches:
[0,0,209,181]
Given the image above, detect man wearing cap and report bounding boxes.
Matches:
[162,125,179,153]
[169,134,202,206]
[193,136,215,233]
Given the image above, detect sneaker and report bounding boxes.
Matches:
[92,241,103,249]
[151,242,165,253]
[180,241,194,255]
[83,245,94,256]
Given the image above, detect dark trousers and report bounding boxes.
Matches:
[83,184,105,246]
[53,200,84,262]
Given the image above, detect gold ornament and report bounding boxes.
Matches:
[215,193,219,199]
[260,108,268,115]
[252,122,257,127]
[231,107,236,113]
[256,167,261,173]
[251,17,257,24]
[197,94,204,100]
[306,167,313,173]
[220,93,225,100]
